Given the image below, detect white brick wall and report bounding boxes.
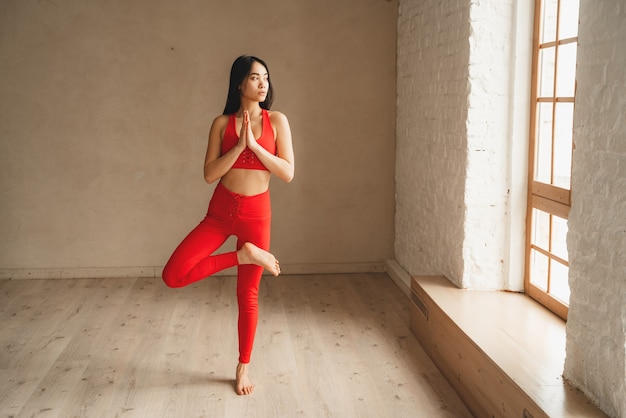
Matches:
[564,1,626,416]
[395,0,529,289]
[465,0,519,289]
[396,0,470,287]
[397,0,624,415]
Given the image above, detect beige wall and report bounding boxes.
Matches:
[0,0,397,277]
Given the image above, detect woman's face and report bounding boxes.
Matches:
[239,61,269,103]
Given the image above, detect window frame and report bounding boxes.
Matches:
[525,0,578,320]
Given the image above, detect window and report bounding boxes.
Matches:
[525,0,580,320]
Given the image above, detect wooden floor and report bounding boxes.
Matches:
[0,273,472,418]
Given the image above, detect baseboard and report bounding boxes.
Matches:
[0,266,162,280]
[0,262,386,280]
[384,258,411,297]
[280,262,385,275]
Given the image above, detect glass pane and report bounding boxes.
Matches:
[541,0,558,43]
[535,102,553,183]
[556,43,577,97]
[550,259,570,304]
[539,47,556,97]
[532,208,550,251]
[559,0,580,39]
[551,214,569,261]
[553,103,574,188]
[530,249,549,290]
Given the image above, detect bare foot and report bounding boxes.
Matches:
[237,242,281,276]
[236,362,254,395]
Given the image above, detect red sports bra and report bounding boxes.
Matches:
[221,109,276,171]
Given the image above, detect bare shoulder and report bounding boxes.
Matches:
[211,114,229,129]
[208,114,229,139]
[268,110,289,127]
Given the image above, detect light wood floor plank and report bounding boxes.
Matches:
[1,274,472,418]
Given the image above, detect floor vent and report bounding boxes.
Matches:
[411,289,429,320]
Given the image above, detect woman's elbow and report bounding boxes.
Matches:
[204,172,219,184]
[203,165,222,184]
[281,169,295,183]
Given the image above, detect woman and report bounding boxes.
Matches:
[162,55,295,396]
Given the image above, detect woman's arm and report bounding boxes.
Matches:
[248,111,295,183]
[203,115,245,184]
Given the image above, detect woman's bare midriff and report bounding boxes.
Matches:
[220,168,272,196]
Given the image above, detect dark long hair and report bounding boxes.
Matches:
[222,55,274,115]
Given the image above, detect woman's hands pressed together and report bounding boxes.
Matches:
[239,110,260,153]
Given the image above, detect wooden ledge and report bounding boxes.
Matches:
[408,275,607,418]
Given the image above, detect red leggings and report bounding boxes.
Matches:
[162,182,271,364]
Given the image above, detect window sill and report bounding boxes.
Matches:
[408,275,606,418]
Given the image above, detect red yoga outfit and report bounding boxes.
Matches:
[162,109,276,364]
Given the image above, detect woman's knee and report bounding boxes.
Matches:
[162,265,185,288]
